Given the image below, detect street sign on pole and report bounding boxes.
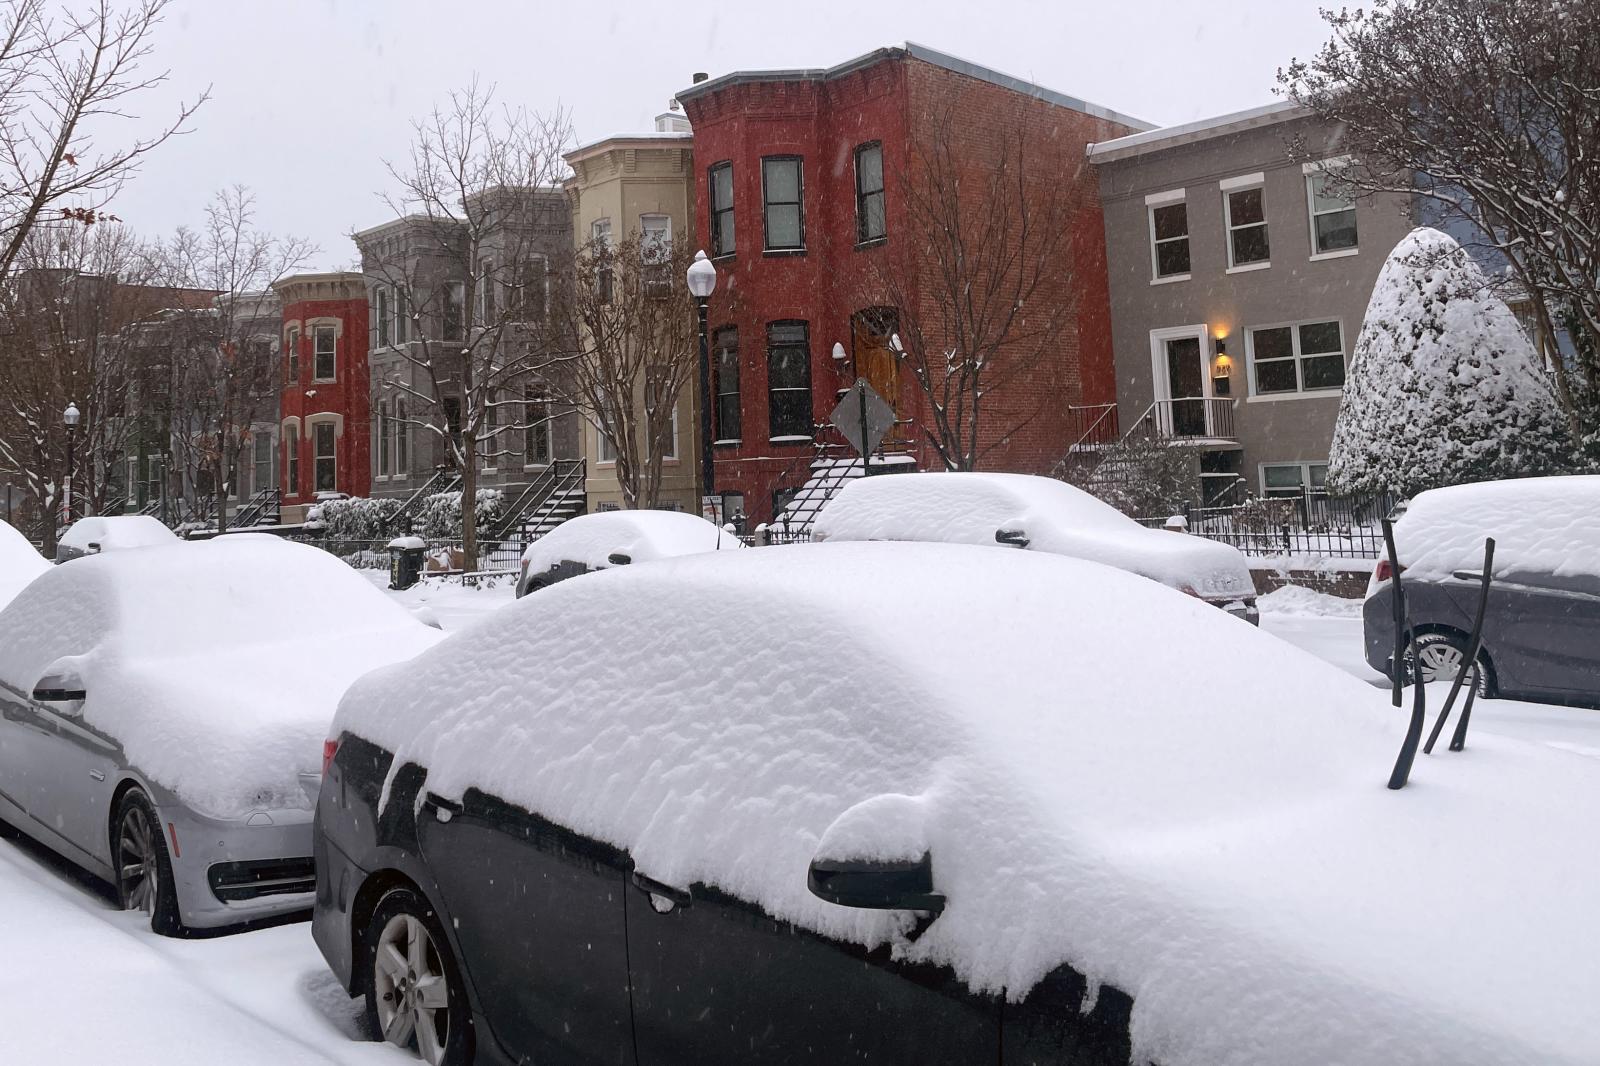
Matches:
[828,379,895,464]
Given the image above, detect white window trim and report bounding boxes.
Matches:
[1218,171,1265,192]
[1147,323,1214,405]
[306,414,341,495]
[1258,460,1330,496]
[1304,166,1359,259]
[1243,319,1347,400]
[310,322,339,383]
[1222,179,1270,271]
[1146,193,1190,283]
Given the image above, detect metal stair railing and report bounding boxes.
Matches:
[485,458,570,541]
[230,488,281,528]
[502,458,587,541]
[384,468,459,534]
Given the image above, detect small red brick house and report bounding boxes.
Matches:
[677,44,1149,524]
[273,272,371,519]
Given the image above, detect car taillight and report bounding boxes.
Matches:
[322,738,340,775]
[1375,559,1403,583]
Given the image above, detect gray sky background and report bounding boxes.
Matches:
[111,0,1333,271]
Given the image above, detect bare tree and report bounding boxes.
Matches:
[159,186,313,532]
[0,220,166,551]
[363,81,572,568]
[546,232,697,509]
[869,104,1079,471]
[0,0,204,282]
[1061,425,1202,519]
[1281,0,1600,449]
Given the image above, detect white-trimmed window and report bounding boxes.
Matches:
[477,259,496,325]
[1146,189,1189,280]
[284,424,299,495]
[443,282,465,340]
[512,257,547,321]
[313,421,337,493]
[252,432,272,496]
[761,156,804,252]
[313,325,336,381]
[376,287,391,347]
[377,402,391,477]
[524,387,550,465]
[592,218,614,303]
[393,287,409,345]
[286,326,300,382]
[394,399,409,476]
[641,214,671,296]
[596,419,616,464]
[1262,462,1329,498]
[1221,174,1269,269]
[1305,162,1358,256]
[1248,320,1346,395]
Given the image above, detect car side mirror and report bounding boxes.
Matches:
[33,660,87,708]
[995,528,1029,549]
[87,541,101,552]
[807,852,945,915]
[607,552,632,566]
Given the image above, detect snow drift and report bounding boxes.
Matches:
[0,519,47,611]
[0,536,443,817]
[335,541,1600,1065]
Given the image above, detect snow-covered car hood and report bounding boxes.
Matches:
[0,537,443,818]
[335,542,1600,1066]
[521,510,741,575]
[812,471,1255,599]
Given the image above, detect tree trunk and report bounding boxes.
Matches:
[461,429,478,572]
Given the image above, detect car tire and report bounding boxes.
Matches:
[1407,632,1494,695]
[362,887,472,1066]
[113,789,183,936]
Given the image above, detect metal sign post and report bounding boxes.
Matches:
[827,379,895,472]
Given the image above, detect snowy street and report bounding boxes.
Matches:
[3,578,1595,1063]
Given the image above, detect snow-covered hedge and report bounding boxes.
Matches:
[416,489,504,540]
[1328,227,1574,496]
[313,496,403,540]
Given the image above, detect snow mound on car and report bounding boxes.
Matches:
[0,536,441,817]
[58,514,178,555]
[0,519,47,611]
[520,509,741,576]
[335,541,1600,1065]
[1395,475,1600,581]
[811,472,1254,599]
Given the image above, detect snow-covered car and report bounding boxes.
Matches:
[0,536,443,935]
[515,509,741,597]
[1365,476,1600,707]
[313,542,1599,1066]
[0,519,48,612]
[812,472,1259,622]
[55,514,178,563]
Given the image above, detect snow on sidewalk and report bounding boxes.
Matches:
[0,828,399,1064]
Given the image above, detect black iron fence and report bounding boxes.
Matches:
[1140,490,1399,559]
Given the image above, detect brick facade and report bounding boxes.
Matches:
[679,45,1144,524]
[274,272,371,511]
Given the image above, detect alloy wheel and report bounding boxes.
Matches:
[117,804,159,917]
[1416,641,1466,683]
[373,912,451,1064]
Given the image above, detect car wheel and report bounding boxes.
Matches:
[363,888,472,1066]
[1408,632,1493,695]
[114,789,182,936]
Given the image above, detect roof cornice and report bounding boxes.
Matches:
[1087,101,1312,164]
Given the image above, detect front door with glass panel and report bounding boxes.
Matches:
[1163,336,1207,436]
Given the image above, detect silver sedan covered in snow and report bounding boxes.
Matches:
[0,535,441,933]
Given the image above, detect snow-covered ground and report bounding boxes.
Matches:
[362,570,517,631]
[1,572,1594,1062]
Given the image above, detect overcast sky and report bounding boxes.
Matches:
[110,0,1333,271]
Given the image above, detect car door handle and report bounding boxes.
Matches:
[421,792,463,822]
[89,769,105,782]
[630,870,692,908]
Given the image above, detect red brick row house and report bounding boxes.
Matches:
[677,44,1149,525]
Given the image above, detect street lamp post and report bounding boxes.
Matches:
[685,250,717,519]
[62,401,81,526]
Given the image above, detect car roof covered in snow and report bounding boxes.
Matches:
[520,509,741,574]
[1395,475,1600,582]
[58,514,178,554]
[335,540,1600,1066]
[0,536,442,817]
[0,519,48,611]
[811,472,1253,597]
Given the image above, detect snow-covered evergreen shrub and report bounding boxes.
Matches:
[314,496,403,540]
[1328,227,1574,496]
[416,489,504,539]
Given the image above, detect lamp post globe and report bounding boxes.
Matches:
[62,401,81,526]
[686,251,717,516]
